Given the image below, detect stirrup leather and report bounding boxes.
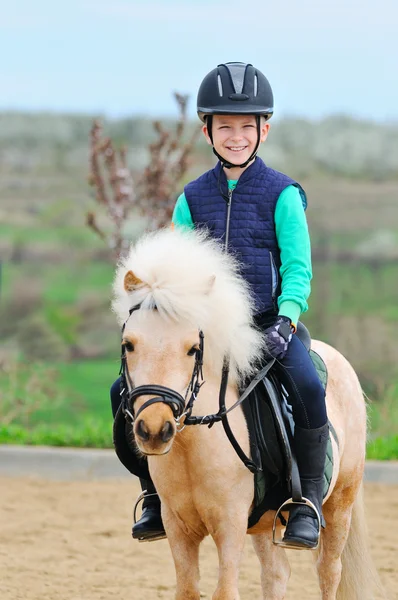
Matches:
[272,497,321,550]
[133,490,167,543]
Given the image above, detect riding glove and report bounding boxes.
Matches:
[263,316,294,360]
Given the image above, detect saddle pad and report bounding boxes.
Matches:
[310,349,328,390]
[310,349,334,496]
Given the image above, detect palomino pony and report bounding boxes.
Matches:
[112,227,377,600]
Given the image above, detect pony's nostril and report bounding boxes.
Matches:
[136,419,150,442]
[160,421,174,443]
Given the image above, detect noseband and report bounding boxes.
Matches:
[126,385,187,423]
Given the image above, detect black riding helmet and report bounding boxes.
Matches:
[197,62,274,168]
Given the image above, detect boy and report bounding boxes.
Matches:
[111,62,328,549]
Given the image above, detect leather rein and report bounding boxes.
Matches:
[119,304,275,474]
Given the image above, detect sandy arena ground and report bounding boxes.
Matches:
[0,478,396,600]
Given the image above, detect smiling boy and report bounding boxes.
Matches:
[171,63,328,550]
[112,62,328,549]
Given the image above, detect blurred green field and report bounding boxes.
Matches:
[1,124,398,456]
[0,359,116,447]
[1,358,397,459]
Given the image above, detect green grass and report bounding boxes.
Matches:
[55,359,119,424]
[0,359,118,429]
[367,384,398,440]
[0,358,118,447]
[1,420,396,459]
[1,357,397,459]
[0,421,112,448]
[366,436,398,460]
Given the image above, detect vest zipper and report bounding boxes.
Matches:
[225,187,232,250]
[269,251,279,309]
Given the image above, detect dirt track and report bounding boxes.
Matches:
[0,478,396,599]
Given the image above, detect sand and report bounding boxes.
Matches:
[0,478,396,599]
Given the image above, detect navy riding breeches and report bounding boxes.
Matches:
[272,333,327,430]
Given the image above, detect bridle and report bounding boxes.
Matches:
[119,304,275,473]
[119,305,206,432]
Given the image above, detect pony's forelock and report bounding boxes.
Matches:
[112,228,264,382]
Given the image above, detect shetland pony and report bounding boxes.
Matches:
[113,228,379,600]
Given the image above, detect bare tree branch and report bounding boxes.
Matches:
[88,94,201,257]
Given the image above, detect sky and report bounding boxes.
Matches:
[1,0,397,121]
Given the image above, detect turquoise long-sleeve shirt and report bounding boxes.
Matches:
[172,181,312,326]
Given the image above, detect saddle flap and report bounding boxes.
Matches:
[250,385,284,476]
[261,377,293,476]
[242,373,292,485]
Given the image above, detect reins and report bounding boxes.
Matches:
[119,304,275,474]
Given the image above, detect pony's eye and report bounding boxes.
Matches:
[124,341,135,352]
[187,346,198,356]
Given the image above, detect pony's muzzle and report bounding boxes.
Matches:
[134,415,176,454]
[135,419,174,443]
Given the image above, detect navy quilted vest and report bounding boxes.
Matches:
[185,158,307,314]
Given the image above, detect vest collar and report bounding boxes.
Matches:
[212,156,266,189]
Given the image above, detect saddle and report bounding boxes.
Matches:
[243,322,336,529]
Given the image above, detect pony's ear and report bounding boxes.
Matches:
[205,274,216,295]
[124,270,144,292]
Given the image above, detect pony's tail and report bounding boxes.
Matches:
[336,483,385,600]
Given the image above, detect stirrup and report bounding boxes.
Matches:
[133,490,167,543]
[272,497,321,550]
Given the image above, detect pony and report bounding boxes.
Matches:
[112,227,379,600]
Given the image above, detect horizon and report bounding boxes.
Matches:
[1,108,398,126]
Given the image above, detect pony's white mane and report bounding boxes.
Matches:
[112,228,264,382]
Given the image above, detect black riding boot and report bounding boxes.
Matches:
[283,423,329,549]
[132,477,166,541]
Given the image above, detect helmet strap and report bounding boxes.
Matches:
[207,115,261,169]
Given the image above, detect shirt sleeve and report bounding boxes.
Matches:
[274,185,313,325]
[172,193,194,230]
